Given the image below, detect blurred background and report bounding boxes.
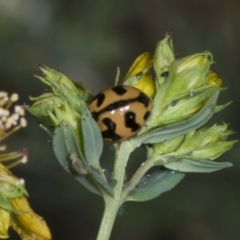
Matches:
[0,0,240,239]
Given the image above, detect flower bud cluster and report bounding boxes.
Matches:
[150,124,236,163]
[27,66,93,129]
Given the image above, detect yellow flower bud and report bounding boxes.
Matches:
[124,53,155,98]
[11,197,51,240]
[0,208,10,239]
[166,52,212,101]
[125,53,153,78]
[204,71,222,88]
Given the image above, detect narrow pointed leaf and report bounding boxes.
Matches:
[80,104,103,166]
[164,157,233,173]
[126,169,185,202]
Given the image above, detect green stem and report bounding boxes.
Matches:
[96,141,135,240]
[112,141,135,198]
[121,157,154,198]
[96,197,124,240]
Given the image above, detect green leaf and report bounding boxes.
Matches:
[126,169,185,202]
[164,157,233,173]
[134,90,219,144]
[52,123,101,196]
[80,104,103,166]
[79,105,114,196]
[54,120,114,196]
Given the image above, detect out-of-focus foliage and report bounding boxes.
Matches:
[0,0,239,240]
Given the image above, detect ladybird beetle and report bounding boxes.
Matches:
[89,85,152,142]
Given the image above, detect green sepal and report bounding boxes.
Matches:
[133,90,219,144]
[126,169,185,202]
[215,101,232,113]
[158,86,216,125]
[27,94,60,127]
[0,184,27,199]
[52,123,101,196]
[163,157,233,173]
[0,192,15,213]
[153,35,175,88]
[122,74,139,87]
[71,80,94,103]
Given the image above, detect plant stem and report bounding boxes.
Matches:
[96,141,135,240]
[121,157,154,198]
[112,141,135,198]
[96,197,124,240]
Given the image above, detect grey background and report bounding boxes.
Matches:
[0,1,239,239]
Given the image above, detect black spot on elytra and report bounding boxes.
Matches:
[112,86,127,95]
[125,111,141,132]
[91,111,98,121]
[144,111,151,121]
[105,99,130,111]
[95,92,105,107]
[137,93,151,107]
[102,117,122,141]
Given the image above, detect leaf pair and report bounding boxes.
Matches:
[52,105,113,196]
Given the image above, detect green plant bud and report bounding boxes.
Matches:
[28,93,83,129]
[142,52,218,133]
[147,124,236,173]
[51,101,82,129]
[27,66,90,130]
[144,124,237,172]
[176,124,234,156]
[163,52,212,105]
[151,135,184,155]
[190,140,237,160]
[27,93,61,126]
[123,35,175,99]
[153,34,175,87]
[37,66,78,96]
[158,86,217,125]
[36,66,92,106]
[34,70,78,111]
[72,80,94,102]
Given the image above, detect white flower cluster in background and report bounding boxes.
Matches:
[0,91,27,133]
[0,91,28,167]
